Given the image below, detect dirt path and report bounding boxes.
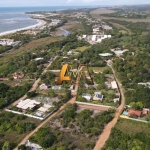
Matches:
[14,65,78,149]
[93,67,125,150]
[14,95,76,150]
[78,104,109,111]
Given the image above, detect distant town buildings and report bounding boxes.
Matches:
[0,39,20,46]
[78,34,112,45]
[49,19,61,27]
[102,25,113,30]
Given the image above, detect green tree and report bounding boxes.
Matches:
[2,141,10,150]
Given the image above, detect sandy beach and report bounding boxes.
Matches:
[0,19,46,37]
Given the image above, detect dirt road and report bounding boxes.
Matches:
[11,56,57,106]
[14,64,78,149]
[78,104,109,111]
[93,67,125,150]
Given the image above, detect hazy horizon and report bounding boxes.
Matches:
[0,0,150,7]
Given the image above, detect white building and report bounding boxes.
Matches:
[82,35,87,38]
[92,35,97,41]
[111,81,118,89]
[67,50,73,55]
[17,99,41,110]
[99,53,113,57]
[34,57,43,61]
[25,140,43,150]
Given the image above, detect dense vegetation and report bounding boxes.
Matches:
[0,111,37,149]
[30,104,114,150]
[103,119,150,150]
[0,83,31,108]
[0,45,12,54]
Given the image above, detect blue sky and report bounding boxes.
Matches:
[0,0,150,7]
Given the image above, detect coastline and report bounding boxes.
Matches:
[0,19,46,37]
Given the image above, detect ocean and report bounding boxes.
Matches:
[0,6,96,35]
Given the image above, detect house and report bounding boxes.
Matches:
[38,104,52,113]
[39,84,48,90]
[92,35,97,41]
[93,92,103,101]
[82,35,87,38]
[17,99,41,111]
[106,60,113,66]
[99,53,113,57]
[34,57,43,61]
[111,81,118,89]
[12,72,24,79]
[113,98,119,103]
[82,93,92,101]
[128,109,142,117]
[67,50,73,55]
[25,140,43,150]
[40,49,46,53]
[52,85,61,90]
[111,49,128,56]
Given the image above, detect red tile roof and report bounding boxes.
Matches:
[128,109,141,117]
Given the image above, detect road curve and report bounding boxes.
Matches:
[93,67,125,150]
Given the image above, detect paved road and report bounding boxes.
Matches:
[93,67,125,150]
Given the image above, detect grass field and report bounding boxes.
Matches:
[0,36,64,64]
[90,8,150,23]
[110,22,132,34]
[63,20,82,32]
[52,20,82,36]
[119,30,128,34]
[116,118,150,135]
[72,46,91,52]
